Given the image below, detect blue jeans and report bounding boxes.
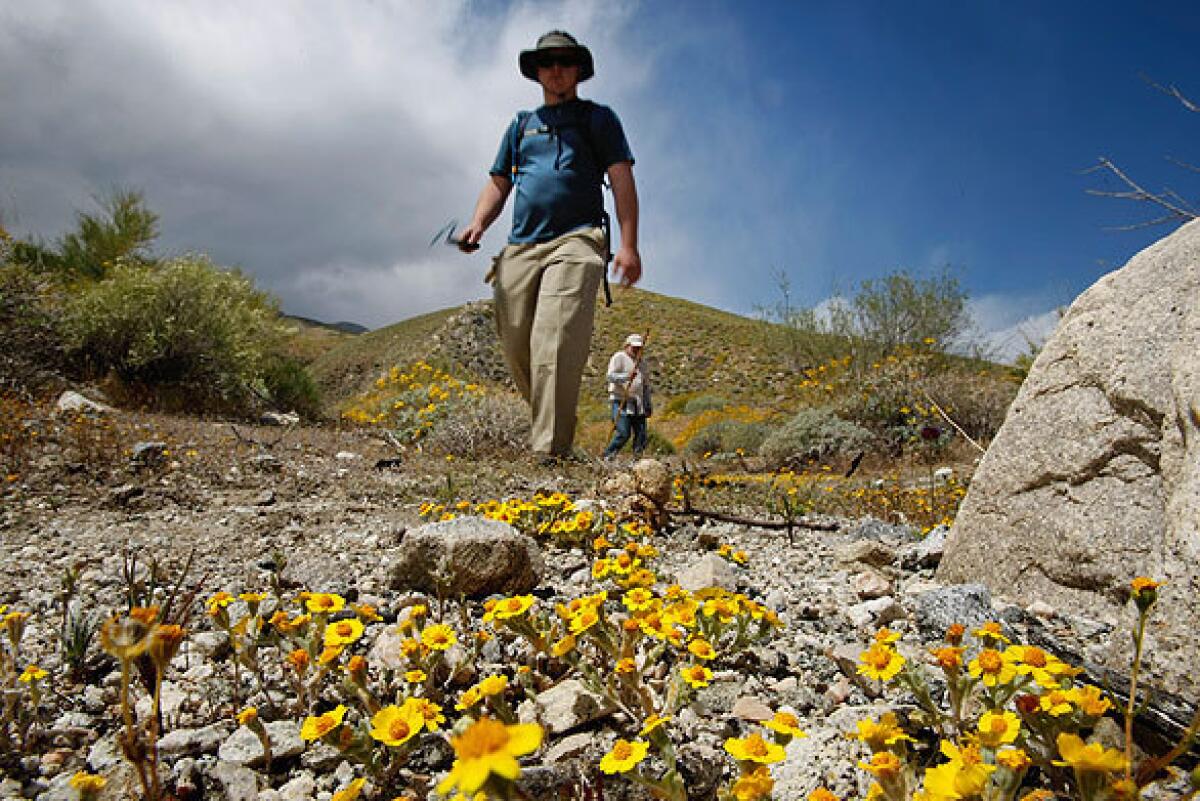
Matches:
[604,400,647,457]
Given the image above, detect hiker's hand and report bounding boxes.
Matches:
[613,245,641,287]
[458,221,485,253]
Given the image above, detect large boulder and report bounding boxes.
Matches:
[389,516,545,598]
[938,218,1200,699]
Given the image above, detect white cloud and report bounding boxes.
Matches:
[0,0,654,325]
[966,294,1066,363]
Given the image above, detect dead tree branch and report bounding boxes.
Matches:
[1084,157,1199,226]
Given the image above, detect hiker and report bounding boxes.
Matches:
[603,333,652,459]
[458,30,642,461]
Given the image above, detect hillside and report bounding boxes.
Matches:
[310,288,804,410]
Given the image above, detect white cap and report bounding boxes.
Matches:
[625,333,644,348]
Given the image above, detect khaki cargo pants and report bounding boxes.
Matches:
[491,226,605,456]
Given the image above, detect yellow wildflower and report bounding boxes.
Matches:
[681,664,713,688]
[324,618,365,648]
[731,765,774,800]
[977,710,1021,748]
[18,665,47,683]
[967,648,1016,687]
[305,592,346,615]
[421,623,457,651]
[331,778,365,801]
[858,750,903,780]
[849,712,914,750]
[725,732,786,764]
[858,644,905,682]
[437,717,543,796]
[300,705,348,741]
[1053,732,1127,773]
[764,710,807,739]
[599,738,650,774]
[369,701,425,746]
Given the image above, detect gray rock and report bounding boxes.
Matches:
[897,525,948,570]
[209,760,260,801]
[86,734,121,771]
[835,540,896,569]
[158,722,230,756]
[541,732,595,764]
[277,773,317,801]
[389,517,544,598]
[526,679,616,735]
[261,411,300,426]
[218,721,304,766]
[910,583,992,640]
[251,454,282,473]
[845,597,904,630]
[731,696,774,722]
[131,441,168,465]
[632,458,672,506]
[55,391,111,416]
[676,553,739,593]
[938,218,1200,701]
[852,569,891,600]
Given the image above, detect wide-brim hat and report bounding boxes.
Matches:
[519,30,594,82]
[625,334,644,348]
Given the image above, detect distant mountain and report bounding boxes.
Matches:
[283,314,369,335]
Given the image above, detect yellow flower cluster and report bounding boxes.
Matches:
[420,491,634,547]
[341,360,483,442]
[849,618,1136,801]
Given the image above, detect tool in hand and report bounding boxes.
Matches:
[430,219,480,252]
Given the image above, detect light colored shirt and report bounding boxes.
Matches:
[606,350,652,416]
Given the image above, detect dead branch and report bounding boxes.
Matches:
[1141,73,1200,114]
[1084,158,1199,224]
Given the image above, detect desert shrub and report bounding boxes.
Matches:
[259,354,323,420]
[681,394,729,414]
[759,407,873,466]
[418,391,530,457]
[683,419,770,457]
[61,256,284,409]
[643,425,677,456]
[0,263,66,389]
[919,366,1019,443]
[12,189,159,280]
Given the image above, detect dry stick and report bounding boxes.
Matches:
[1084,158,1200,223]
[921,390,986,454]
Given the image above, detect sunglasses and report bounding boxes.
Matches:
[537,53,580,69]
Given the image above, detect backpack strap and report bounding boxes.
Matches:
[510,110,533,182]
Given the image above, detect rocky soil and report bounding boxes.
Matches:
[0,400,1145,800]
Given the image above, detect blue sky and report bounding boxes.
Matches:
[2,1,1197,359]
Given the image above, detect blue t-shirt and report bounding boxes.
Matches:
[490,99,634,244]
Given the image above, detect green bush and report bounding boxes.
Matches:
[758,407,872,466]
[643,425,677,456]
[683,419,770,457]
[62,256,284,409]
[681,394,730,414]
[260,354,324,420]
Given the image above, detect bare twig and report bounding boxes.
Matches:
[1084,158,1199,224]
[1141,73,1200,113]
